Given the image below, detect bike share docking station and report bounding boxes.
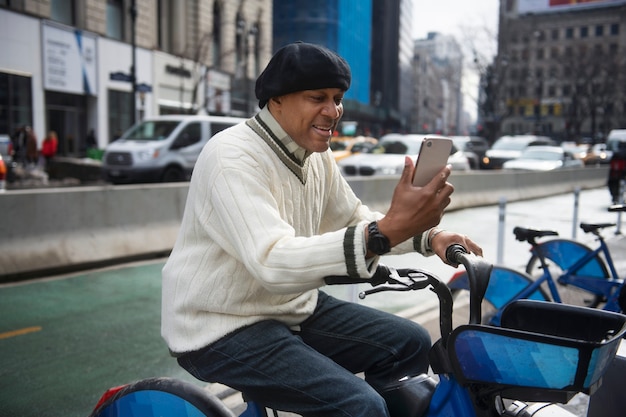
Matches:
[587,340,626,417]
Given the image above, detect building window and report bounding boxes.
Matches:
[550,47,559,59]
[0,72,33,135]
[551,28,559,40]
[610,23,619,35]
[51,0,75,25]
[595,25,604,36]
[106,0,124,40]
[108,89,132,143]
[565,27,574,39]
[580,26,588,38]
[536,48,544,60]
[593,44,604,56]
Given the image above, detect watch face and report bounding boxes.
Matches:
[369,236,389,254]
[368,222,390,255]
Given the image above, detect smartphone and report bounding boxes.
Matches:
[412,136,453,187]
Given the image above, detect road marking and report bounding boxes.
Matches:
[0,326,42,340]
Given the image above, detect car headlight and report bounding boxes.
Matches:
[137,149,160,161]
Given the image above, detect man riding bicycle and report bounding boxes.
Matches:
[161,42,482,417]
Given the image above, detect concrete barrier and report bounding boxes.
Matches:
[0,166,609,281]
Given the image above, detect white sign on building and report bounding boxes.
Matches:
[42,23,98,95]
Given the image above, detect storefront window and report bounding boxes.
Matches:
[108,89,133,142]
[0,72,33,135]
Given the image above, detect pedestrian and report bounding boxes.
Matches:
[24,126,38,166]
[41,130,59,171]
[86,129,97,149]
[11,126,27,166]
[161,42,483,417]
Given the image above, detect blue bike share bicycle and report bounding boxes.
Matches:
[449,204,626,326]
[89,246,626,417]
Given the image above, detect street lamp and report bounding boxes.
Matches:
[129,0,137,124]
[235,16,259,116]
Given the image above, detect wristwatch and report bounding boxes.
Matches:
[367,221,391,255]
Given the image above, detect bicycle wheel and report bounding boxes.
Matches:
[525,239,607,308]
[89,377,238,417]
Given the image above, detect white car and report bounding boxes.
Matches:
[502,146,584,171]
[338,134,470,177]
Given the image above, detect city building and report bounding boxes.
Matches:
[494,0,626,142]
[273,0,414,137]
[412,32,464,135]
[0,0,272,156]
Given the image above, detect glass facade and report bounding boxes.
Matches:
[0,72,33,136]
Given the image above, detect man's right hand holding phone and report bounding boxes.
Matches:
[371,156,483,262]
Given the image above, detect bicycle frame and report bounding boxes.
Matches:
[531,235,624,312]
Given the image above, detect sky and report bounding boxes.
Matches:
[412,0,500,41]
[412,0,501,122]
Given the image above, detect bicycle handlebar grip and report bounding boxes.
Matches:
[445,244,468,266]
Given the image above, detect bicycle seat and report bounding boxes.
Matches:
[513,227,558,242]
[580,222,615,234]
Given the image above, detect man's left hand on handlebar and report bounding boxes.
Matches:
[430,230,483,267]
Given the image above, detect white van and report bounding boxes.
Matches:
[102,115,246,184]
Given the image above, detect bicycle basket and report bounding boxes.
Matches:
[448,300,626,403]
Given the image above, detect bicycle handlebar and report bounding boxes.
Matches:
[446,244,493,325]
[323,244,492,343]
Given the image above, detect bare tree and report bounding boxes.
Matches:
[558,44,626,142]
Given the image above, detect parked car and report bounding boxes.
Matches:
[502,146,584,171]
[481,135,555,169]
[449,136,489,169]
[330,136,378,162]
[560,142,591,164]
[0,134,14,183]
[591,144,612,165]
[0,153,6,191]
[102,115,246,184]
[338,133,470,177]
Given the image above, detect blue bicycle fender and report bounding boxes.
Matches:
[534,240,608,278]
[450,267,548,310]
[425,375,476,417]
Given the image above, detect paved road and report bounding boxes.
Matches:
[0,187,622,417]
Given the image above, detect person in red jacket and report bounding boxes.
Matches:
[41,131,58,171]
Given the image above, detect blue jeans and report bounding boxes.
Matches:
[177,291,431,417]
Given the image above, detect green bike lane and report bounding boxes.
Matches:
[1,187,623,417]
[0,261,199,417]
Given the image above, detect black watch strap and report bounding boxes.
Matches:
[367,221,391,255]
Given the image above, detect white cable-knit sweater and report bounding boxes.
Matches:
[161,108,433,354]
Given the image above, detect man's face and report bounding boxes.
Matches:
[270,88,345,153]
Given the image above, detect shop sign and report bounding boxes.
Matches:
[42,23,98,95]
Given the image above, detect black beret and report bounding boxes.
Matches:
[255,42,351,108]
